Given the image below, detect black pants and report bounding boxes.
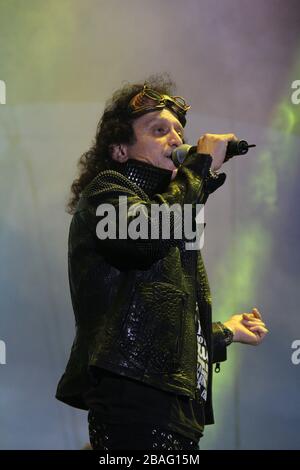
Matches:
[88,410,199,451]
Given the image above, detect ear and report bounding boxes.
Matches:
[110,144,129,163]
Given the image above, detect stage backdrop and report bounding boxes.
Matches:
[0,0,299,449]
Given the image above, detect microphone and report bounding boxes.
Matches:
[171,140,256,167]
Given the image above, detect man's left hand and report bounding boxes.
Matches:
[223,308,269,346]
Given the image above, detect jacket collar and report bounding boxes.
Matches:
[114,159,173,197]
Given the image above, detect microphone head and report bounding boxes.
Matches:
[171,144,193,167]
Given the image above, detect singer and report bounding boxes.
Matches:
[56,75,268,450]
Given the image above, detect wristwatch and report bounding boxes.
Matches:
[217,322,234,346]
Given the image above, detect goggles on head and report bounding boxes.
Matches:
[128,84,191,127]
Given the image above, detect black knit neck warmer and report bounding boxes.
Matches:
[114,159,173,197]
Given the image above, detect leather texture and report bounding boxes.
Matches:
[56,152,227,426]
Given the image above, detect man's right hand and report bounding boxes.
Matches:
[197,133,238,171]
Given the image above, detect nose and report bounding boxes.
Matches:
[168,128,183,148]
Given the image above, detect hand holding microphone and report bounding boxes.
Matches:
[172,133,256,171]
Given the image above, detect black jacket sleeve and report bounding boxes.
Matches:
[212,321,234,365]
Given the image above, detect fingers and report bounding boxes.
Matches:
[246,327,268,346]
[243,308,263,321]
[197,133,238,155]
[242,309,267,333]
[199,133,237,142]
[243,313,255,320]
[246,330,262,346]
[229,133,238,142]
[242,318,267,328]
[252,307,262,320]
[248,325,269,336]
[241,309,269,344]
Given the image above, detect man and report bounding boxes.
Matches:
[56,76,268,450]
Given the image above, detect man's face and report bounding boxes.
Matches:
[112,109,184,180]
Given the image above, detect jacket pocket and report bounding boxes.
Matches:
[119,281,187,374]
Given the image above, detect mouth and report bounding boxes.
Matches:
[165,155,177,171]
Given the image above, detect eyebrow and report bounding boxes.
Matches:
[146,116,184,135]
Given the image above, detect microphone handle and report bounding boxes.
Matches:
[224,140,255,162]
[172,140,256,167]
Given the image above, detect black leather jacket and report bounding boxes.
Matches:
[56,152,228,425]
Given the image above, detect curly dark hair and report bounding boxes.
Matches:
[67,74,178,214]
